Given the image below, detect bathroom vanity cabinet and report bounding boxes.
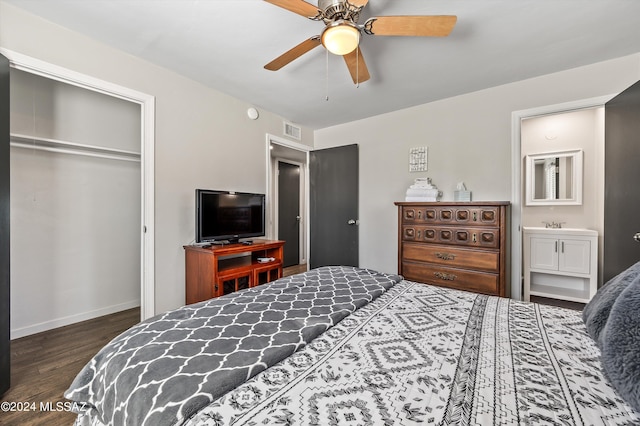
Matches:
[523,227,598,303]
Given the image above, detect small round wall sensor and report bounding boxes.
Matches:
[247,107,259,120]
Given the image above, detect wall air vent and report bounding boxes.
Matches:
[284,122,301,140]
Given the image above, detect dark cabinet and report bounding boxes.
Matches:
[1,53,10,395]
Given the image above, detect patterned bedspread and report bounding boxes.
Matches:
[65,266,402,426]
[187,280,640,425]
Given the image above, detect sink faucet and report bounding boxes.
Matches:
[542,221,565,229]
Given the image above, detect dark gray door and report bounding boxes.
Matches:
[309,144,358,268]
[278,161,300,268]
[604,80,640,282]
[1,53,10,395]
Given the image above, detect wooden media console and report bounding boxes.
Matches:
[184,239,285,304]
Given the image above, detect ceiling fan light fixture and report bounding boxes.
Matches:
[321,21,360,55]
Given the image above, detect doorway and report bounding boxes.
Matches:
[278,161,301,268]
[511,95,613,300]
[267,134,309,270]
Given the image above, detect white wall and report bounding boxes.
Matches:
[314,54,640,275]
[0,2,314,316]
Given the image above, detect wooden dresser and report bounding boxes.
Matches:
[395,202,509,297]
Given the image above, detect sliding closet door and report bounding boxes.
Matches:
[0,53,10,395]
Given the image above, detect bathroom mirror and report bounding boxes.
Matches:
[525,149,583,206]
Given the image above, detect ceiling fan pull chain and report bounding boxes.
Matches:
[325,48,329,101]
[356,45,360,88]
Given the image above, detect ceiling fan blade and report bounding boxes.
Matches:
[264,37,322,71]
[264,0,320,19]
[343,47,370,84]
[365,15,457,37]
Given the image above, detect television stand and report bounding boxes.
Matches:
[184,239,285,304]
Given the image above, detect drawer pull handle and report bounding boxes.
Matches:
[435,252,456,261]
[472,233,477,243]
[434,272,457,281]
[417,230,421,239]
[473,212,477,221]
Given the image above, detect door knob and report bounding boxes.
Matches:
[296,216,301,221]
[634,232,640,242]
[347,219,359,225]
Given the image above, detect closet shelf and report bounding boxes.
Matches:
[10,133,141,162]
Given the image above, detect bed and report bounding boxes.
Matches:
[65,265,640,425]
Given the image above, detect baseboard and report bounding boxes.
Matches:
[10,300,141,340]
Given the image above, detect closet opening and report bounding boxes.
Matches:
[3,49,155,338]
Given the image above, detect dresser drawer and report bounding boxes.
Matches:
[402,261,499,295]
[402,225,500,249]
[402,243,499,272]
[402,206,500,227]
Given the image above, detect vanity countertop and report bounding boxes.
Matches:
[523,226,598,236]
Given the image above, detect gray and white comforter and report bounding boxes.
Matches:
[65,266,402,425]
[67,267,640,425]
[188,280,640,425]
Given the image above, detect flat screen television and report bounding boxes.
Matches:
[195,189,266,244]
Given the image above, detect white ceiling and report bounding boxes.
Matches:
[6,0,640,129]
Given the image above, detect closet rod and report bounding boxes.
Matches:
[10,133,141,163]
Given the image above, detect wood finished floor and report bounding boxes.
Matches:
[1,308,140,426]
[530,295,585,311]
[0,264,307,426]
[283,263,308,276]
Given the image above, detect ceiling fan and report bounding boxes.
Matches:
[263,0,457,84]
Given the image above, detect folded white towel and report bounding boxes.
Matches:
[406,188,440,196]
[405,196,438,202]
